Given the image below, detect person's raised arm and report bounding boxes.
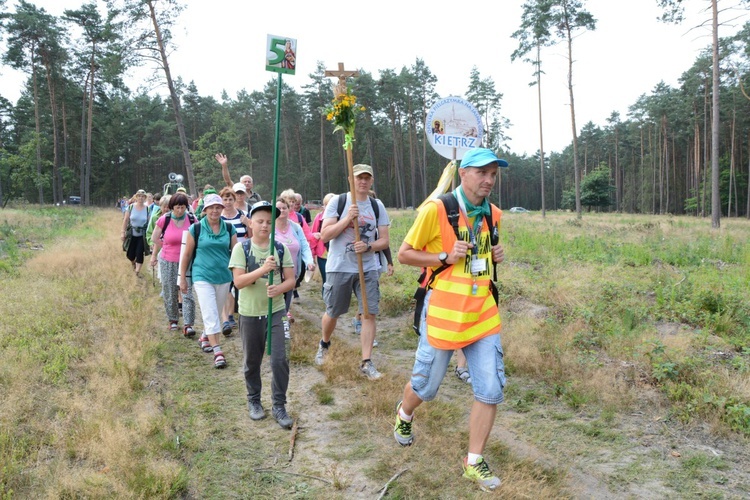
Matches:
[215,153,233,187]
[321,202,358,243]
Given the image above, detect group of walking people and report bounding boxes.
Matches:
[120,147,510,491]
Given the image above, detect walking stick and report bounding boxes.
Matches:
[325,62,369,317]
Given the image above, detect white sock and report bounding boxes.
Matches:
[398,407,412,422]
[467,453,482,466]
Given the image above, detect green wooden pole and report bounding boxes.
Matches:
[266,72,283,354]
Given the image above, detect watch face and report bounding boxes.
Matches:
[439,252,448,263]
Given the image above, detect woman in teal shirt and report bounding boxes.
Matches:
[179,194,237,369]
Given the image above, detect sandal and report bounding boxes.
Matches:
[214,352,227,369]
[169,321,179,331]
[455,366,471,384]
[183,325,195,337]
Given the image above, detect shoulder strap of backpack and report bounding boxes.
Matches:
[160,213,172,240]
[336,193,381,221]
[274,241,286,282]
[437,193,460,240]
[336,193,347,219]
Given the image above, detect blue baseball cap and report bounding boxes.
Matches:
[460,148,509,168]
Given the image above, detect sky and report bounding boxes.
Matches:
[0,0,746,156]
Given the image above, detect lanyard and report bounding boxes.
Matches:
[455,190,484,295]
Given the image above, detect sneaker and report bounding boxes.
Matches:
[222,321,232,336]
[169,321,178,331]
[360,360,382,380]
[248,400,266,420]
[227,316,237,329]
[183,325,195,338]
[314,343,328,366]
[462,457,501,491]
[455,366,472,384]
[272,405,294,429]
[213,352,227,369]
[198,334,212,353]
[393,401,414,446]
[372,338,379,348]
[352,317,362,335]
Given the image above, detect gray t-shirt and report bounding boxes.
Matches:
[323,194,389,273]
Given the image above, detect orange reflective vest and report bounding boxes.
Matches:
[424,199,502,349]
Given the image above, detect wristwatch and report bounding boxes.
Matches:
[438,251,449,266]
[366,243,372,252]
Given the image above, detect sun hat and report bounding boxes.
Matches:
[352,164,374,177]
[136,189,147,196]
[202,193,224,211]
[249,200,280,218]
[176,187,187,193]
[232,182,247,194]
[460,148,509,168]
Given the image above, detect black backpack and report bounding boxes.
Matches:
[335,193,388,267]
[412,193,500,335]
[241,240,286,282]
[160,212,196,241]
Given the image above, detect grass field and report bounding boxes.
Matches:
[1,206,748,498]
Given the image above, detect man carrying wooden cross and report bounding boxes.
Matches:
[314,163,390,380]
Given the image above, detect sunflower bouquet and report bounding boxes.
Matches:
[325,87,365,150]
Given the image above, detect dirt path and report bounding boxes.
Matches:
[150,277,749,499]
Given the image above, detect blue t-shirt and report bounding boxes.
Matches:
[189,218,236,284]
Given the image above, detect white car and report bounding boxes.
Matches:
[509,207,530,213]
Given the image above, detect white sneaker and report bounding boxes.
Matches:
[314,343,328,366]
[360,360,382,380]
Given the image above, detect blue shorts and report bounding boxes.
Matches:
[410,290,506,405]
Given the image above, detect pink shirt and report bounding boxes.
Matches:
[157,214,192,262]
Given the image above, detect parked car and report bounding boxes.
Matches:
[68,196,81,205]
[509,207,529,213]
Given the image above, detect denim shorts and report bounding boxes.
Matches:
[410,290,506,405]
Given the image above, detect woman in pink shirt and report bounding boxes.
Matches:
[150,193,197,335]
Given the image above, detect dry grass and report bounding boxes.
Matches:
[0,209,185,498]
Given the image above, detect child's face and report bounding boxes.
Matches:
[251,211,273,238]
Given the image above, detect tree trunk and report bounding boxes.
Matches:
[536,43,546,218]
[147,0,197,197]
[32,49,43,205]
[710,0,721,227]
[565,22,581,219]
[86,53,96,206]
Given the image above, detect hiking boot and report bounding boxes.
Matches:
[360,360,382,380]
[393,400,414,446]
[352,317,362,335]
[222,321,232,336]
[272,405,294,429]
[213,351,227,369]
[455,366,472,384]
[183,325,195,338]
[248,400,265,420]
[462,456,501,491]
[198,334,212,353]
[314,343,328,366]
[169,321,179,331]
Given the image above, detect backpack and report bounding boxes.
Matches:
[241,239,286,282]
[187,220,234,278]
[160,212,196,241]
[335,193,388,271]
[412,193,500,335]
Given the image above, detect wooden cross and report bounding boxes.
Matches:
[325,62,360,96]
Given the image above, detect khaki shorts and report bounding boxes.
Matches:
[323,271,380,317]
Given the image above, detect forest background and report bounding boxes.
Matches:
[0,0,750,218]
